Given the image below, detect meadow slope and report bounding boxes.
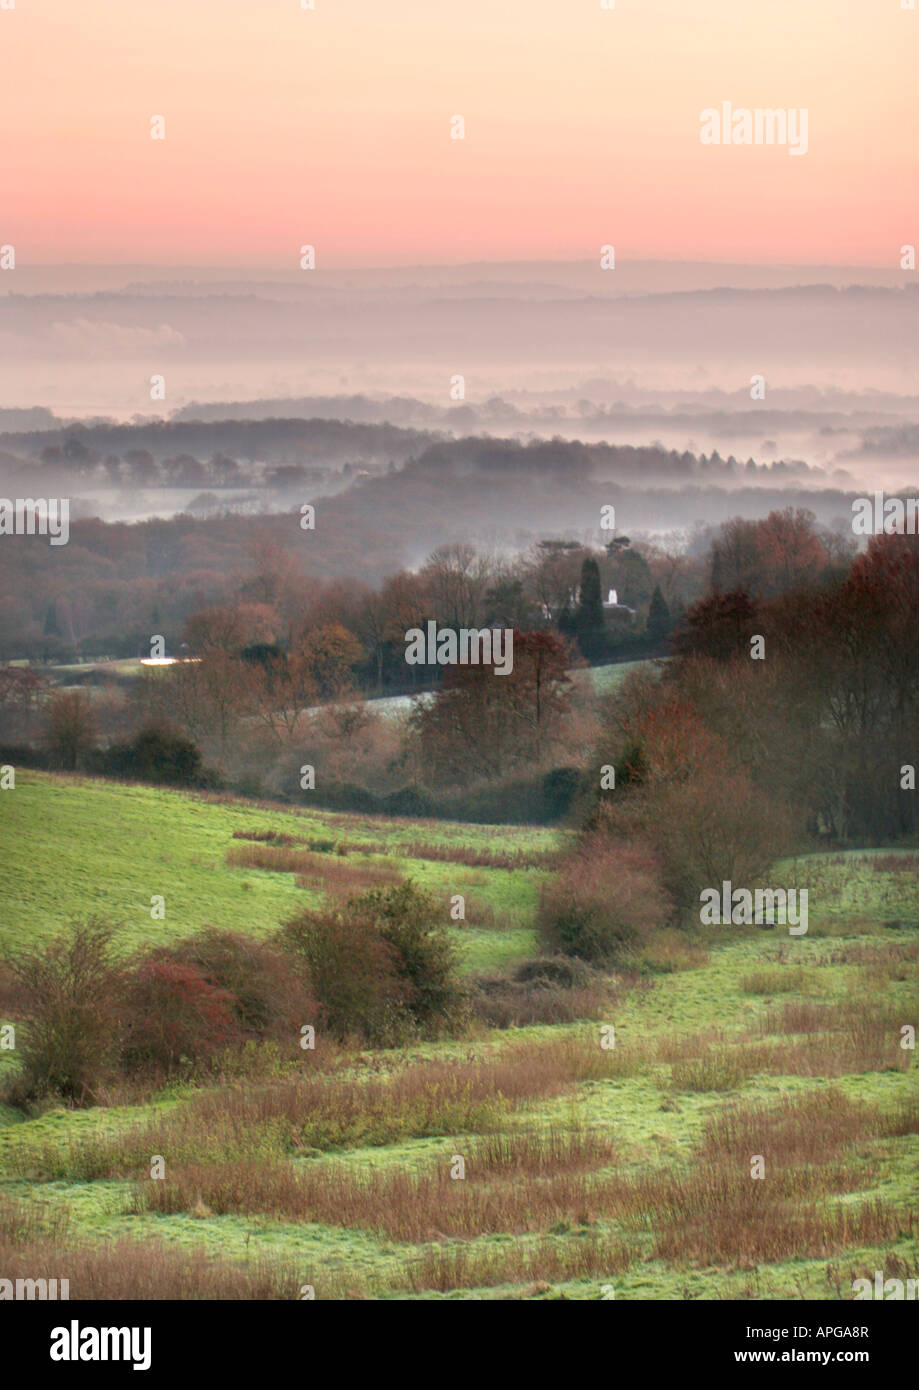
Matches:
[0,773,917,1301]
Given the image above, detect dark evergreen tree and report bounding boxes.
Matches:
[607,547,653,606]
[647,584,672,640]
[43,601,61,637]
[574,556,607,660]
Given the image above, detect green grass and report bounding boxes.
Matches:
[0,772,560,970]
[582,660,655,695]
[1,772,917,1300]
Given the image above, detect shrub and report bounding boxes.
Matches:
[309,780,383,814]
[284,883,466,1044]
[537,833,671,964]
[380,786,437,817]
[283,905,407,1045]
[513,956,598,988]
[470,957,610,1028]
[150,929,319,1043]
[2,922,320,1098]
[96,722,205,786]
[41,691,98,771]
[444,773,551,825]
[310,772,585,827]
[121,957,240,1078]
[0,742,49,771]
[1,920,126,1105]
[540,766,584,822]
[640,770,792,922]
[469,979,608,1028]
[357,882,467,1036]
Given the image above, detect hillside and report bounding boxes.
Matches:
[0,774,917,1300]
[0,772,558,971]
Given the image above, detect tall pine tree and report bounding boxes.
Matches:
[575,556,607,660]
[647,584,672,640]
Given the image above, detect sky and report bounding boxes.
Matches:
[0,0,916,267]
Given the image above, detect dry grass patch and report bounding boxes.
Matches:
[11,1032,625,1180]
[700,1088,914,1168]
[403,1232,635,1292]
[595,1088,917,1267]
[649,1185,908,1266]
[741,967,819,995]
[227,842,401,890]
[0,1196,315,1300]
[231,827,560,871]
[752,998,916,1075]
[670,1050,760,1093]
[135,1128,621,1241]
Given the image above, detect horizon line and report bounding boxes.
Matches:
[3,256,910,274]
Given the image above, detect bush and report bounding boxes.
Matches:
[540,766,584,822]
[358,882,467,1035]
[439,773,550,824]
[380,786,437,817]
[310,779,383,814]
[282,905,406,1045]
[0,743,49,771]
[1,920,126,1105]
[537,833,671,964]
[94,722,206,787]
[284,883,466,1044]
[121,957,240,1078]
[158,929,318,1042]
[633,770,792,922]
[470,956,609,1028]
[2,924,325,1097]
[41,691,98,771]
[513,955,598,988]
[310,771,582,827]
[586,683,791,920]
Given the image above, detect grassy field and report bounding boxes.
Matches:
[0,772,917,1300]
[0,772,557,972]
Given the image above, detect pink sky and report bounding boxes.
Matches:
[1,0,915,267]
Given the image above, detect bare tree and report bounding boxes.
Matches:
[42,691,98,770]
